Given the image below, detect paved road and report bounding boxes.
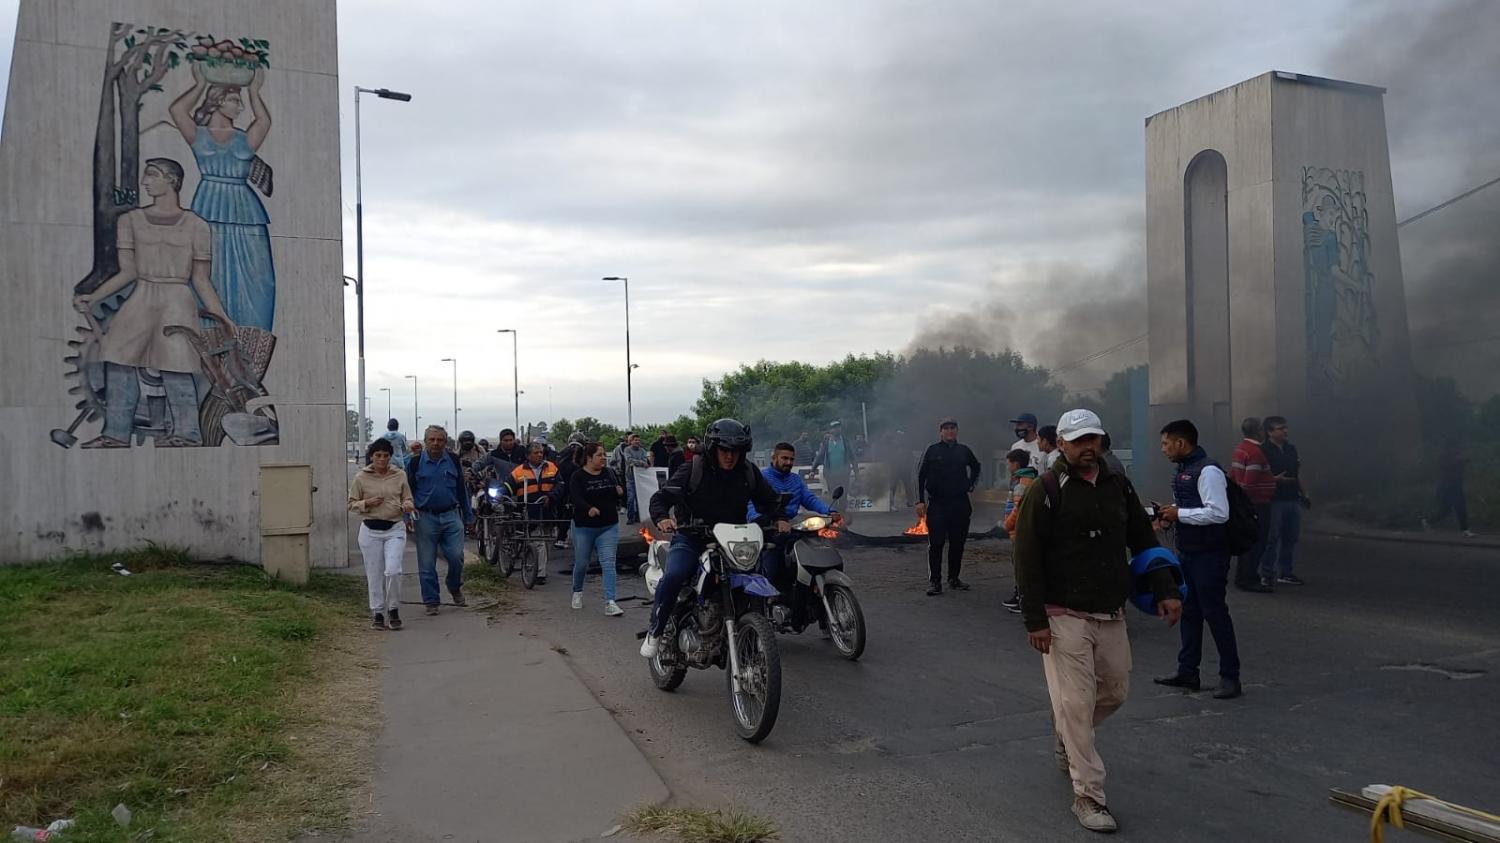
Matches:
[501,533,1499,841]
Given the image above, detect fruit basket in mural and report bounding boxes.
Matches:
[187,35,271,85]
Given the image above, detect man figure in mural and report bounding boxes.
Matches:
[72,159,233,448]
[169,61,275,331]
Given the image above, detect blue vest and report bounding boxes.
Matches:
[1171,447,1229,553]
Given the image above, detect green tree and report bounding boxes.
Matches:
[346,409,372,444]
[1066,366,1142,445]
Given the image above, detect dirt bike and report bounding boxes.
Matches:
[639,521,783,743]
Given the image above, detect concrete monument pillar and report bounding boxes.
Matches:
[0,0,346,563]
[1145,72,1417,476]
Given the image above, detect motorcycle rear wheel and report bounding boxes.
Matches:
[824,584,866,661]
[519,544,538,590]
[727,612,781,743]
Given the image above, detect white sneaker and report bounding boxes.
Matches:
[571,592,583,610]
[639,634,660,658]
[604,600,624,617]
[1072,797,1118,833]
[1463,530,1477,538]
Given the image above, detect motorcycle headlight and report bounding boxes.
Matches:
[487,485,502,499]
[800,516,827,531]
[726,540,761,571]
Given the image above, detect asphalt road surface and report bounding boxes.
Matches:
[503,533,1500,842]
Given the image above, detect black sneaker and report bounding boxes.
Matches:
[372,612,387,630]
[1276,574,1305,586]
[388,608,403,630]
[1002,595,1022,613]
[926,581,943,597]
[948,578,970,591]
[425,604,440,616]
[1259,577,1277,591]
[1238,581,1274,593]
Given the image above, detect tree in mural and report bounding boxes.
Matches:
[1301,166,1379,389]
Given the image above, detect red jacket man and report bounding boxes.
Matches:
[1229,418,1276,591]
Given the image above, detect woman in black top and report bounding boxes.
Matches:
[569,443,626,616]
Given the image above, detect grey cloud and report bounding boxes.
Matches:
[1326,0,1500,398]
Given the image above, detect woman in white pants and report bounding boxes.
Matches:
[349,438,415,629]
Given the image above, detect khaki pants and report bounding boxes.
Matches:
[1041,613,1131,805]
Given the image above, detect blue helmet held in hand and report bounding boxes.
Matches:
[1129,547,1188,614]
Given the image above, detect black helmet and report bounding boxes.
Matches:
[478,438,490,449]
[705,418,752,453]
[458,430,476,444]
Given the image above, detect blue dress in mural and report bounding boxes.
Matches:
[190,126,275,331]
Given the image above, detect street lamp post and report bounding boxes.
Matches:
[404,374,419,432]
[440,357,459,433]
[601,276,634,428]
[352,85,412,461]
[497,329,520,433]
[378,386,392,422]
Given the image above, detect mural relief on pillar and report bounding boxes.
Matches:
[1300,166,1379,390]
[55,23,280,450]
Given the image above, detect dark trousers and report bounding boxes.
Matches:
[1177,549,1241,680]
[1429,485,1470,531]
[927,499,971,583]
[1235,502,1272,587]
[650,534,704,636]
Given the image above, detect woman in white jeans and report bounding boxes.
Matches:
[349,438,415,629]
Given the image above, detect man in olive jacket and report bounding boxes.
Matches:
[1012,409,1183,834]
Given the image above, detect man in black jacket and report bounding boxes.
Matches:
[642,418,787,658]
[1013,409,1182,833]
[916,417,981,596]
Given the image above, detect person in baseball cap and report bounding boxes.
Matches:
[1010,411,1046,477]
[1011,407,1181,833]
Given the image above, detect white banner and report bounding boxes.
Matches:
[633,466,670,506]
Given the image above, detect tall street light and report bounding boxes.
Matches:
[404,374,419,432]
[601,276,634,428]
[497,329,520,433]
[440,357,459,433]
[352,85,412,463]
[378,386,392,422]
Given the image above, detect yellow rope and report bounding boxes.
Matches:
[1370,786,1500,843]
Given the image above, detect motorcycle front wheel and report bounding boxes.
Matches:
[824,584,867,661]
[519,543,539,590]
[727,612,782,743]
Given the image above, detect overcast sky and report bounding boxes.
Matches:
[2,1,1493,435]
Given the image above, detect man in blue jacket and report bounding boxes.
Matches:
[405,425,476,615]
[749,442,843,595]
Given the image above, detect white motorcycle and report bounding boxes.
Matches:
[639,521,783,743]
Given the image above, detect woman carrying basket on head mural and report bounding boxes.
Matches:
[168,58,276,332]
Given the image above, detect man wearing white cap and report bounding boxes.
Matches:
[1012,408,1183,834]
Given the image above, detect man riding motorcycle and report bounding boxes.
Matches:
[747,441,844,601]
[643,418,789,658]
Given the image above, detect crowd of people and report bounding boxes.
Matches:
[347,404,1476,835]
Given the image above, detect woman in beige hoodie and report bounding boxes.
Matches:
[350,438,415,629]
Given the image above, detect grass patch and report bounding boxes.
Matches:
[623,804,780,843]
[0,549,379,842]
[462,553,514,605]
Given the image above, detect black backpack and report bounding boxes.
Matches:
[1222,478,1260,556]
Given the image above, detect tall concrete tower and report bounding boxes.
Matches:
[1145,72,1417,474]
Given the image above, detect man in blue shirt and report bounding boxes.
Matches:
[750,442,843,596]
[404,425,475,615]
